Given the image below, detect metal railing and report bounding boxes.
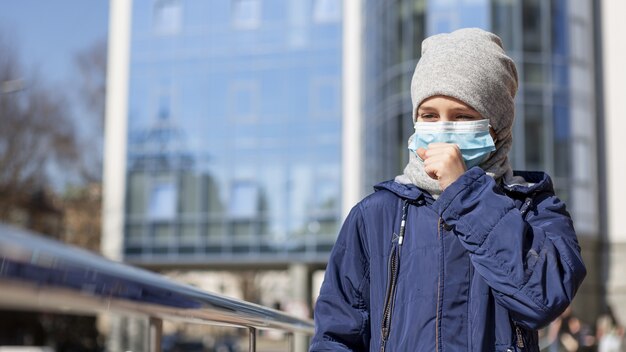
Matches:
[0,223,315,352]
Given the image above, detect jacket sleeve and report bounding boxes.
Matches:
[309,205,371,351]
[434,167,586,330]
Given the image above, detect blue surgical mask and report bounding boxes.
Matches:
[409,119,496,169]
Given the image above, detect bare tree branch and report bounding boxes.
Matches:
[0,33,80,221]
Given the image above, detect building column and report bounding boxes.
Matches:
[600,0,626,325]
[342,0,364,218]
[102,0,131,262]
[289,263,312,352]
[103,0,132,349]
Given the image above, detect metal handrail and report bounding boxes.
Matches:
[0,223,315,351]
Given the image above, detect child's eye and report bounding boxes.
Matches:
[420,113,437,120]
[457,114,477,120]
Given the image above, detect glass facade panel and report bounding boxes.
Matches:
[124,0,342,264]
[232,0,261,29]
[148,179,177,220]
[179,173,199,213]
[126,224,144,245]
[522,0,542,52]
[491,0,514,50]
[524,105,545,171]
[523,62,544,85]
[153,0,182,35]
[427,0,490,36]
[127,172,147,215]
[313,0,341,24]
[180,223,198,245]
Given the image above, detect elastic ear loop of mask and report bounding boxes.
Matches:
[488,124,498,144]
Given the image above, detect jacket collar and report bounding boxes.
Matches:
[374,170,553,200]
[373,180,426,201]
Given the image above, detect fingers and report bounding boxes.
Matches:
[423,143,461,158]
[419,143,467,190]
[416,147,428,160]
[423,162,441,180]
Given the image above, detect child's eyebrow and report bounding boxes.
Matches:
[449,107,479,114]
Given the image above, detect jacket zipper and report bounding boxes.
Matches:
[380,201,409,352]
[435,218,443,352]
[380,244,398,352]
[515,324,525,349]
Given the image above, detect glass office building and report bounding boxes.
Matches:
[123,0,343,265]
[362,0,572,200]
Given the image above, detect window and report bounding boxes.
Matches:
[314,179,338,212]
[180,173,200,213]
[127,172,147,215]
[426,0,489,35]
[148,179,177,220]
[152,85,177,122]
[310,77,340,117]
[232,0,261,29]
[313,0,341,23]
[524,105,546,170]
[523,61,544,84]
[153,0,182,35]
[522,0,543,52]
[229,80,259,123]
[229,181,259,218]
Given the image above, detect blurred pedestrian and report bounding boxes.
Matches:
[597,311,625,352]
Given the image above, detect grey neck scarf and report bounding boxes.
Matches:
[395,131,520,199]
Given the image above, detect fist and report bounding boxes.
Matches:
[416,143,467,191]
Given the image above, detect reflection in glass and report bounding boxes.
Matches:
[232,0,261,29]
[154,223,173,246]
[180,224,199,245]
[148,180,177,220]
[229,181,259,219]
[153,0,182,35]
[180,173,200,213]
[124,1,343,263]
[313,0,341,23]
[127,172,147,215]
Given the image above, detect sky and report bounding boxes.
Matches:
[0,0,110,189]
[0,0,109,85]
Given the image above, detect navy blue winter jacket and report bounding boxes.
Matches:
[310,167,586,351]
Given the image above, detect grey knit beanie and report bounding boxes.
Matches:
[410,28,519,137]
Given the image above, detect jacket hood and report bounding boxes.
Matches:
[373,180,425,200]
[502,170,554,195]
[375,169,554,200]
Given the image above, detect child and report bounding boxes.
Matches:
[310,28,586,352]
